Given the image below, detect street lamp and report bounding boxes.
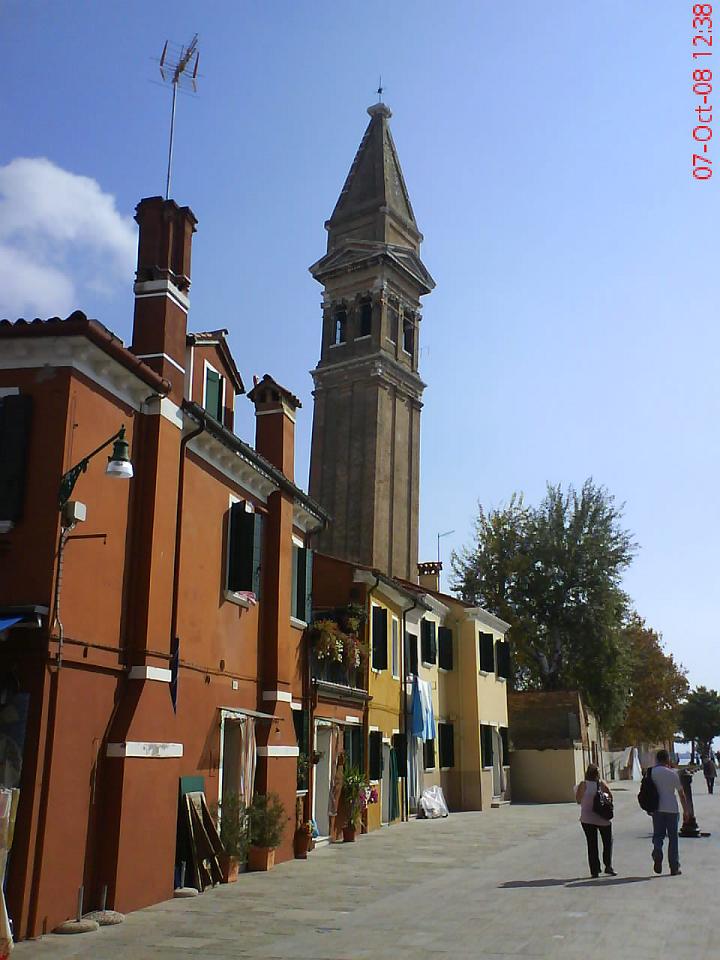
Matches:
[58,426,133,509]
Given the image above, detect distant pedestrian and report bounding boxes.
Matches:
[649,749,689,876]
[575,764,616,879]
[703,756,717,794]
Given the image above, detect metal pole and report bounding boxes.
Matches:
[166,81,177,200]
[100,884,107,912]
[76,886,84,922]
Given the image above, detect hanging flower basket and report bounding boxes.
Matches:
[309,619,345,662]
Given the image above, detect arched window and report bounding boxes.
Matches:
[388,303,399,343]
[359,298,373,337]
[333,307,347,345]
[403,316,414,355]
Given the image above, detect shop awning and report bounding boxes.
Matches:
[219,706,281,721]
[0,616,23,632]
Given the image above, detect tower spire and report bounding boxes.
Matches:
[308,104,435,579]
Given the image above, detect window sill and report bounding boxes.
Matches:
[440,766,454,772]
[290,616,307,631]
[371,667,385,674]
[423,767,436,773]
[329,341,345,349]
[438,667,452,673]
[391,673,400,681]
[355,334,372,341]
[421,661,436,669]
[296,789,308,798]
[478,669,494,677]
[224,590,253,609]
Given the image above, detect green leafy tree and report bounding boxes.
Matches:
[611,614,688,745]
[451,480,636,728]
[678,687,720,759]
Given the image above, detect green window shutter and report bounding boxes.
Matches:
[293,545,313,622]
[227,503,262,595]
[497,640,511,679]
[369,731,383,780]
[0,395,32,522]
[438,627,453,670]
[205,368,222,421]
[481,725,494,768]
[291,545,299,619]
[429,622,437,664]
[392,733,407,775]
[439,723,455,768]
[480,633,495,672]
[251,513,263,598]
[372,606,388,670]
[423,738,435,770]
[500,727,509,765]
[303,547,313,623]
[421,619,436,664]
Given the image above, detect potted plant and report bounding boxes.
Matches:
[247,792,286,871]
[341,766,368,842]
[293,820,313,859]
[213,792,249,883]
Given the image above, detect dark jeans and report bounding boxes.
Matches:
[706,777,715,795]
[581,822,613,875]
[651,811,679,870]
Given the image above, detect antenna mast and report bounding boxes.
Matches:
[158,34,199,200]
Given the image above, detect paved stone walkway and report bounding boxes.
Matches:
[14,782,720,959]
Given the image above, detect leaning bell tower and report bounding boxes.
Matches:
[308,101,435,580]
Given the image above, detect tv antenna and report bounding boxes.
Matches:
[158,34,200,200]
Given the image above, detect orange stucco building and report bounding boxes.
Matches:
[0,196,326,938]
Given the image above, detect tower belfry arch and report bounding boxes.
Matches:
[308,102,435,580]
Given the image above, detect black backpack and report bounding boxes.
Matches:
[638,766,659,814]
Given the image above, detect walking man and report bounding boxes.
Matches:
[650,749,689,876]
[702,755,717,794]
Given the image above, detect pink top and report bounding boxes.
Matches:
[579,779,610,826]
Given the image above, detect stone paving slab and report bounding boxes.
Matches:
[13,782,720,959]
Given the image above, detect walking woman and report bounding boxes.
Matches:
[575,764,616,878]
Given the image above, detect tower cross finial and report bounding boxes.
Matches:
[377,75,384,103]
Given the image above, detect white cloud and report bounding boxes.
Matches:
[0,158,136,319]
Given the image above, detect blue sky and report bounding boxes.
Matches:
[1,1,717,689]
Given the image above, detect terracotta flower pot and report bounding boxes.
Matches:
[293,831,310,859]
[342,825,356,843]
[248,845,276,872]
[219,853,242,883]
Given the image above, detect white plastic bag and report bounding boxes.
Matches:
[418,784,449,819]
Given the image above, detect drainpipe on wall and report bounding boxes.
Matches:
[364,575,381,832]
[400,597,421,822]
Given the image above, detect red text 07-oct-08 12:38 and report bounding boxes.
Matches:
[692,3,714,179]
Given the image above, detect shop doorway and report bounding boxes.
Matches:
[381,742,391,823]
[313,724,333,838]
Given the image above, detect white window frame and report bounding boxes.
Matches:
[391,616,400,680]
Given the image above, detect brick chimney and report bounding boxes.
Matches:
[247,374,301,482]
[131,196,197,403]
[418,561,442,592]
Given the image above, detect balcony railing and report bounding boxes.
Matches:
[311,653,363,690]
